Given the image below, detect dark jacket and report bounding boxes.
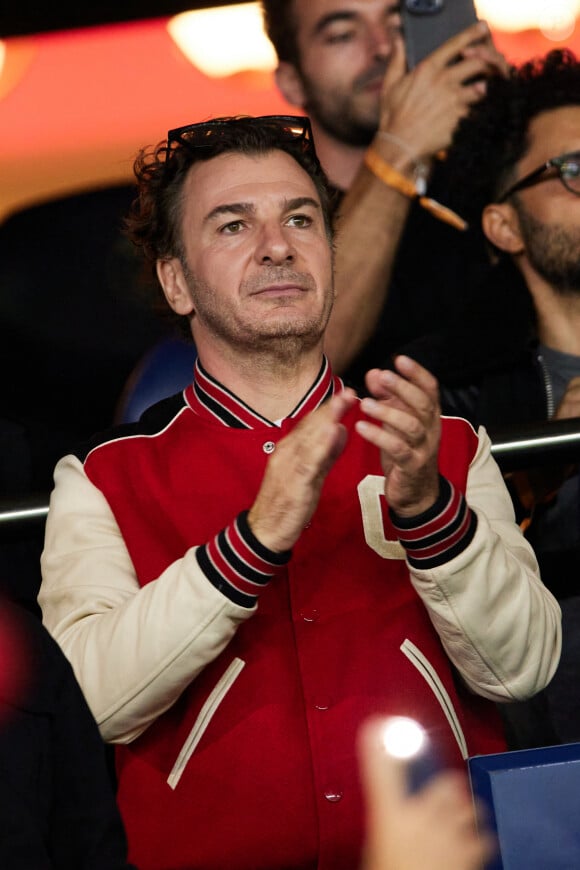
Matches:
[0,599,133,869]
[440,332,580,603]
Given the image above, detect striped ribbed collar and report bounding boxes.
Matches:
[185,356,344,429]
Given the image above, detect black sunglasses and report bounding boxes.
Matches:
[498,151,580,202]
[167,114,315,158]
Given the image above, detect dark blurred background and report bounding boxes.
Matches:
[2,1,246,38]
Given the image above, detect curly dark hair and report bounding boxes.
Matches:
[124,114,335,267]
[446,49,580,232]
[261,1,300,66]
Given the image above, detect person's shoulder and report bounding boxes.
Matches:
[74,391,189,463]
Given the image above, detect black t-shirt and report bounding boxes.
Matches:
[332,162,533,393]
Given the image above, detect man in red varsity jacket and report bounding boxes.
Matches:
[39,116,560,870]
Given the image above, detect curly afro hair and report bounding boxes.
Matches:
[446,49,580,232]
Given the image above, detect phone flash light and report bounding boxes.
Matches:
[381,716,427,760]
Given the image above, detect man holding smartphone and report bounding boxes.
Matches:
[262,1,509,388]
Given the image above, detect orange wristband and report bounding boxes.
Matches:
[364,147,468,232]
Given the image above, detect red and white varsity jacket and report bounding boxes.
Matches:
[40,359,560,870]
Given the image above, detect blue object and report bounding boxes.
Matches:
[406,743,442,794]
[116,337,197,424]
[469,742,580,869]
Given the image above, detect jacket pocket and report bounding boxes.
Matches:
[167,657,245,790]
[400,639,468,760]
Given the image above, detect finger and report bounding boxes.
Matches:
[298,388,357,436]
[366,373,436,424]
[445,53,501,89]
[358,718,407,819]
[355,415,423,467]
[297,389,356,464]
[424,19,490,69]
[364,374,432,423]
[393,355,439,400]
[272,394,350,472]
[462,42,508,73]
[316,397,355,465]
[313,387,357,426]
[295,418,346,471]
[380,33,407,107]
[365,367,396,401]
[360,398,426,446]
[438,57,494,104]
[468,24,511,77]
[420,770,472,814]
[327,387,358,420]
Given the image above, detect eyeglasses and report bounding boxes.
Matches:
[167,114,316,159]
[498,151,580,202]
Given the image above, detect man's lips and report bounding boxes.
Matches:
[243,269,316,296]
[355,64,388,94]
[362,78,384,93]
[251,283,308,296]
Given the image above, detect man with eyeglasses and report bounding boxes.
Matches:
[440,48,580,749]
[261,1,509,391]
[38,115,559,870]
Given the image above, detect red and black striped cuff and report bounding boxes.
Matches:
[389,475,477,569]
[196,510,291,607]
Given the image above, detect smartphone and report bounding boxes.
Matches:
[381,716,441,793]
[402,0,478,69]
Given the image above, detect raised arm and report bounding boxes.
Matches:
[325,22,508,373]
[39,391,358,744]
[355,356,561,700]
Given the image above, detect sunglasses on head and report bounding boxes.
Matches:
[167,115,315,158]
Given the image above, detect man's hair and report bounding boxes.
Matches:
[446,49,580,231]
[261,1,300,66]
[125,115,334,266]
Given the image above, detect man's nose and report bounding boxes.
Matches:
[256,224,295,265]
[368,22,395,61]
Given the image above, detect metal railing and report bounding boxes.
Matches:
[0,497,49,526]
[1,417,579,527]
[488,417,580,471]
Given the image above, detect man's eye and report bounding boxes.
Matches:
[221,221,244,234]
[324,28,356,45]
[563,161,580,178]
[287,214,312,228]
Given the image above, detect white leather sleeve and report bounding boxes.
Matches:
[408,426,562,701]
[40,454,253,744]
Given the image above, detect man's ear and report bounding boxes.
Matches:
[156,258,195,316]
[275,62,307,109]
[482,203,526,256]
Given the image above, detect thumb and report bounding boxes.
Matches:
[358,717,407,825]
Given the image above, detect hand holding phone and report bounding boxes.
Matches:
[380,715,441,793]
[402,0,479,68]
[375,13,506,163]
[358,716,495,870]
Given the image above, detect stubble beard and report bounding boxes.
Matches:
[516,201,580,297]
[182,264,335,359]
[299,63,387,148]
